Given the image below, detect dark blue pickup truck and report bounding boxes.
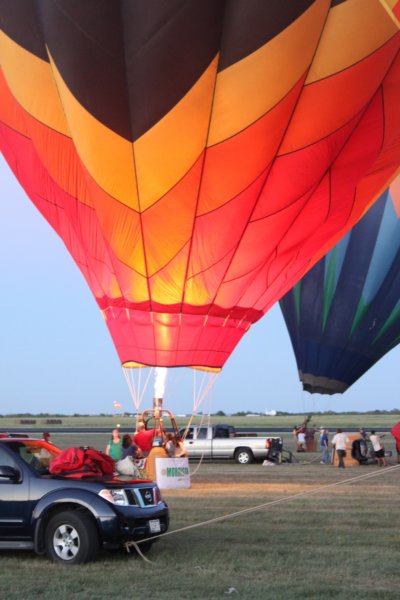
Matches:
[0,435,169,564]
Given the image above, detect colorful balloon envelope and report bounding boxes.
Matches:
[280,178,400,394]
[1,1,400,370]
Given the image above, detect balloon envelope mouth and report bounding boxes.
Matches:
[122,360,221,373]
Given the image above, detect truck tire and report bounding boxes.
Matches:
[45,510,99,565]
[234,448,254,465]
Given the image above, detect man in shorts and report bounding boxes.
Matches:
[369,430,387,466]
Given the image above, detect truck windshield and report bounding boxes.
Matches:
[6,440,61,474]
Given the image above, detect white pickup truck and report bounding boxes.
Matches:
[180,424,282,465]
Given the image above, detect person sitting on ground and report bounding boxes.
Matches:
[369,430,387,467]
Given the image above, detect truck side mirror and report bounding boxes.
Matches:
[0,465,20,483]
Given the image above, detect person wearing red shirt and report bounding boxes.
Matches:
[133,423,160,455]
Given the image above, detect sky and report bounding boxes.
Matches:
[1,154,399,417]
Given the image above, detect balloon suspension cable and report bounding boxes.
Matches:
[300,387,319,421]
[181,370,218,441]
[300,386,308,419]
[122,366,154,427]
[189,390,213,477]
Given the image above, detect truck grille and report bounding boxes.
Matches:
[124,489,138,505]
[138,487,155,506]
[124,487,156,506]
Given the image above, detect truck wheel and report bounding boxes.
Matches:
[45,510,98,565]
[234,449,254,465]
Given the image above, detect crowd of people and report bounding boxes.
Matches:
[293,425,400,468]
[292,423,395,468]
[318,427,389,468]
[104,423,188,477]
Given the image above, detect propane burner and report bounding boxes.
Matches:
[153,397,163,410]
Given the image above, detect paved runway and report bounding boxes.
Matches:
[0,426,392,434]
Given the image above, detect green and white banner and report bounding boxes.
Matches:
[155,457,191,489]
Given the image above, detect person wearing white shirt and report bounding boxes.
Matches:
[369,431,387,466]
[297,430,306,452]
[331,428,350,468]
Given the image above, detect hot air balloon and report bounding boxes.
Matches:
[1,1,400,378]
[279,178,400,394]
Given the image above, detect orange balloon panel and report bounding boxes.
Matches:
[1,1,399,369]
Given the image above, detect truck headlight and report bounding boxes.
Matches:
[154,486,162,504]
[99,489,129,506]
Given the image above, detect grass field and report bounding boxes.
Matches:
[1,430,400,599]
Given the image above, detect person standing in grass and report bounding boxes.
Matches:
[297,429,306,452]
[369,431,387,467]
[331,428,350,468]
[320,429,330,464]
[105,428,123,461]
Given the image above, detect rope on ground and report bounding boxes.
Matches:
[125,462,400,558]
[293,454,322,465]
[125,540,153,563]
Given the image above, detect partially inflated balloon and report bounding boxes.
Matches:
[280,178,400,394]
[1,1,400,370]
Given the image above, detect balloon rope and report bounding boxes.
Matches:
[123,367,138,413]
[138,367,153,406]
[137,368,142,409]
[135,367,143,429]
[194,373,217,413]
[181,371,200,441]
[123,368,140,418]
[192,370,207,412]
[188,389,213,477]
[193,369,196,411]
[181,370,203,440]
[138,368,153,427]
[122,367,154,429]
[182,372,218,441]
